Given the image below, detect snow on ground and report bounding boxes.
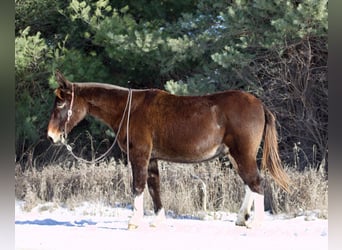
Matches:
[15,201,328,250]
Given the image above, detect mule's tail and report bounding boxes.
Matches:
[262,107,290,192]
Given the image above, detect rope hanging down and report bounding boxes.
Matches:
[63,87,133,165]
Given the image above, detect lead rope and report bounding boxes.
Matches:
[126,88,132,168]
[63,88,133,165]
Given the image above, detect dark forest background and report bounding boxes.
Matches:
[15,0,328,170]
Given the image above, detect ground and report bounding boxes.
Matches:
[15,201,327,250]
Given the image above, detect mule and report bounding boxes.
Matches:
[47,70,290,229]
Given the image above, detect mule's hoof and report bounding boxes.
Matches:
[245,220,261,229]
[127,224,139,230]
[149,223,157,228]
[150,209,166,228]
[235,220,246,227]
[235,216,247,227]
[245,222,258,229]
[149,219,165,228]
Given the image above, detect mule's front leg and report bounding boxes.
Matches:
[128,193,144,230]
[128,160,148,230]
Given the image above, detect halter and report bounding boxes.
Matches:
[63,83,75,139]
[62,84,133,165]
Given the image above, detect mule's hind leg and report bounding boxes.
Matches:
[235,185,264,228]
[147,159,166,227]
[235,184,254,226]
[228,154,264,228]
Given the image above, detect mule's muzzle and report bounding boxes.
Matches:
[47,129,66,144]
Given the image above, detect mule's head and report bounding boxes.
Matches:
[47,71,87,144]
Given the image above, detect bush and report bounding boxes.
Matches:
[15,0,328,170]
[15,159,328,218]
[15,27,54,160]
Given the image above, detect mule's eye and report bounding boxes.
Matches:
[57,102,66,109]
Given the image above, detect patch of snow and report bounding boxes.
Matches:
[15,201,328,250]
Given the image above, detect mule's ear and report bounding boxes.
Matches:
[55,70,71,89]
[54,88,63,100]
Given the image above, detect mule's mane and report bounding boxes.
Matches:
[74,82,131,91]
[73,82,160,94]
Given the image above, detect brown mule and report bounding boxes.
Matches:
[47,71,290,229]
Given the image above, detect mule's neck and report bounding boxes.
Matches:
[77,83,132,130]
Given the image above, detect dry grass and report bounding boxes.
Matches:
[15,159,328,218]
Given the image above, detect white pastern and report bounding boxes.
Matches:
[236,185,254,226]
[245,192,264,229]
[150,208,166,228]
[128,193,144,230]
